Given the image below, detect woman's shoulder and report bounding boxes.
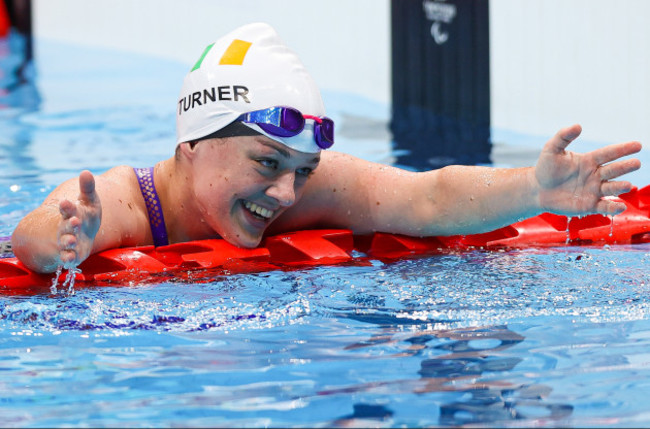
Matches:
[100,165,138,179]
[92,165,143,203]
[95,165,145,190]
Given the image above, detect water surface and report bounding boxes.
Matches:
[2,33,650,428]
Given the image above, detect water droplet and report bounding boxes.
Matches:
[50,266,63,294]
[609,215,614,237]
[51,266,81,295]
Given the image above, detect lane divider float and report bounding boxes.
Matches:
[0,0,9,38]
[2,185,650,294]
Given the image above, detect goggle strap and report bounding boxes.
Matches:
[303,114,323,124]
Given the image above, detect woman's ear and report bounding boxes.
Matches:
[177,141,199,159]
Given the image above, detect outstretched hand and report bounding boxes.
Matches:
[57,170,102,268]
[535,124,642,216]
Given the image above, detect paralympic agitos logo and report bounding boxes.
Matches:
[177,85,251,115]
[423,0,457,45]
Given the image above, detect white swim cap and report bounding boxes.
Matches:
[176,22,327,153]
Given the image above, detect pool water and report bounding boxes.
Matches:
[2,33,650,427]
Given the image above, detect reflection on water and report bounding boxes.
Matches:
[0,29,41,181]
[329,315,572,427]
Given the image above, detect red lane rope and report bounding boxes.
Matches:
[2,185,650,294]
[0,0,10,37]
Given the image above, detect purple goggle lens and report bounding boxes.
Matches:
[237,107,334,149]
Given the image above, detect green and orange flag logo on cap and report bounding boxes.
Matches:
[191,39,252,71]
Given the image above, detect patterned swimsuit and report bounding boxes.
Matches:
[133,167,169,247]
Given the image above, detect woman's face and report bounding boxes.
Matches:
[189,135,320,247]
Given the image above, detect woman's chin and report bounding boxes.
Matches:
[221,227,265,249]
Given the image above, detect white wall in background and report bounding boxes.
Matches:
[32,0,392,105]
[33,0,650,151]
[490,0,650,147]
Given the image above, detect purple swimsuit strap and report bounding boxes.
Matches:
[134,167,169,247]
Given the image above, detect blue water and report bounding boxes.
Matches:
[2,32,650,427]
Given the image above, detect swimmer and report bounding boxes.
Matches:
[11,23,642,273]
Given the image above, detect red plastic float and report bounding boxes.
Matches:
[2,185,650,295]
[0,0,10,38]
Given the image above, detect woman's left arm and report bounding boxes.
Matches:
[275,124,641,237]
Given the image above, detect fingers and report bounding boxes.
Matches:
[58,199,83,264]
[59,170,97,217]
[599,158,641,181]
[601,180,633,197]
[595,198,628,216]
[59,236,78,264]
[78,170,97,204]
[592,141,642,166]
[59,250,77,266]
[54,173,100,269]
[58,213,80,245]
[59,198,76,219]
[545,124,582,153]
[54,172,101,269]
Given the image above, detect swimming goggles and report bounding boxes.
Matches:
[236,106,334,149]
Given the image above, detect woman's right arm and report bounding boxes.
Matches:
[12,170,102,273]
[11,168,146,273]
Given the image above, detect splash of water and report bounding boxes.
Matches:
[50,266,62,294]
[565,216,573,244]
[50,266,81,295]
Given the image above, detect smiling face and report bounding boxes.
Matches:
[185,134,320,248]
